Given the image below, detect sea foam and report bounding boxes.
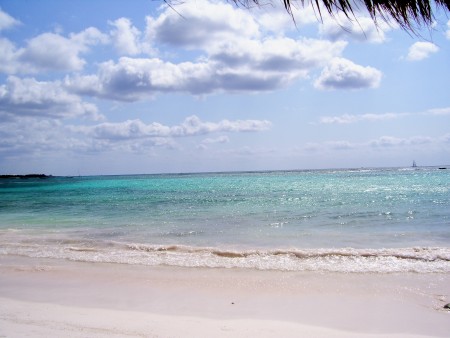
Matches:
[1,238,449,273]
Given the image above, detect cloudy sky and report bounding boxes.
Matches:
[0,0,449,175]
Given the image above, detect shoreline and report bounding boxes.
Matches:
[1,255,449,337]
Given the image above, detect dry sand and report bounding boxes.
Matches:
[1,255,449,337]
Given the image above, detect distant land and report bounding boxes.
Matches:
[0,174,52,179]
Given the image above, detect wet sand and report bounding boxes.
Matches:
[1,255,449,337]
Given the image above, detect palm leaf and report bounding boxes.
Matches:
[232,0,450,31]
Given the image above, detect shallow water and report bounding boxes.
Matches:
[1,167,449,272]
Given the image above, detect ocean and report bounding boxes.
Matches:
[1,167,449,273]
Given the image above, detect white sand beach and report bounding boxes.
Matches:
[1,255,449,337]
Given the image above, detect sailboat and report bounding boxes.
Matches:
[412,160,417,168]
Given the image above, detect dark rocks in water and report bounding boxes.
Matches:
[0,174,51,179]
[444,303,450,310]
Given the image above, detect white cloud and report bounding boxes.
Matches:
[0,76,102,120]
[66,57,217,100]
[151,1,344,70]
[370,136,406,147]
[224,146,276,156]
[406,42,439,61]
[1,1,350,100]
[1,27,108,74]
[22,28,108,71]
[0,117,90,157]
[109,18,150,55]
[0,37,21,73]
[0,114,270,158]
[443,133,450,143]
[198,135,230,149]
[91,119,169,140]
[319,106,450,124]
[369,136,433,148]
[20,33,88,72]
[327,141,354,150]
[300,135,440,154]
[146,0,260,50]
[254,5,317,34]
[210,37,346,71]
[319,112,399,124]
[88,115,271,141]
[319,15,393,43]
[0,8,20,31]
[71,26,109,46]
[67,36,346,100]
[300,140,355,152]
[426,107,450,116]
[55,0,331,99]
[314,58,382,90]
[201,135,230,144]
[0,11,110,74]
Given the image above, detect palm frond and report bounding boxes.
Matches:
[232,0,450,31]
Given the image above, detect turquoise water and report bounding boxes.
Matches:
[1,168,449,272]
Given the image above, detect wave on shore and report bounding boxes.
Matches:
[1,235,449,273]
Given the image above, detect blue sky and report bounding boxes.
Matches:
[0,0,449,175]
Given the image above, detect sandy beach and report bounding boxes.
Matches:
[1,255,449,337]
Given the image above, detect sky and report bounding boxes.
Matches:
[0,0,449,175]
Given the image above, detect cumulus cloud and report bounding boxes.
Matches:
[210,37,346,71]
[65,57,217,100]
[109,18,152,55]
[50,0,337,99]
[0,114,271,158]
[406,42,439,61]
[147,0,346,71]
[67,36,346,100]
[314,58,382,90]
[20,33,88,72]
[0,76,102,120]
[0,37,21,74]
[22,28,108,72]
[319,15,393,43]
[146,0,260,49]
[0,8,20,31]
[2,0,354,100]
[223,146,276,156]
[319,112,401,124]
[255,5,318,34]
[201,135,230,144]
[198,135,230,149]
[0,116,90,157]
[87,115,271,141]
[1,27,108,74]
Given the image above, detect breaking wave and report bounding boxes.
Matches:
[1,238,449,273]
